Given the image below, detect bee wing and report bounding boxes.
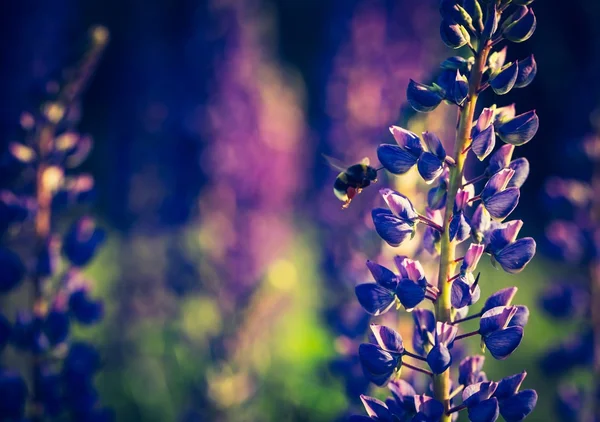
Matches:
[360,157,371,166]
[322,154,348,172]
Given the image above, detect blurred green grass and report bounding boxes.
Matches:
[74,228,587,422]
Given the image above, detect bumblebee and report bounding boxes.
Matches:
[325,156,381,209]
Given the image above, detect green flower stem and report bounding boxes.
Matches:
[433,40,492,421]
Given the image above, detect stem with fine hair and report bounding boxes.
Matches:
[433,39,492,421]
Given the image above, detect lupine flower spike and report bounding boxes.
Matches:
[0,27,113,421]
[344,1,539,421]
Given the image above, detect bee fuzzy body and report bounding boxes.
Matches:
[333,164,378,208]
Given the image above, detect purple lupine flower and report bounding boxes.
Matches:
[494,372,538,422]
[480,169,520,220]
[394,256,428,311]
[479,306,524,360]
[449,189,472,242]
[423,208,444,256]
[378,126,424,175]
[355,261,398,316]
[495,110,539,146]
[462,381,500,422]
[412,308,436,355]
[387,379,417,419]
[472,108,496,160]
[459,355,487,386]
[418,132,448,184]
[342,2,539,420]
[427,322,458,374]
[413,395,445,422]
[359,325,404,386]
[372,189,420,247]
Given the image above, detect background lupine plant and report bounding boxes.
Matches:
[346,1,540,421]
[0,27,112,421]
[538,129,600,422]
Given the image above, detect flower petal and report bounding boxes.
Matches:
[366,260,397,290]
[358,344,398,386]
[427,344,452,374]
[484,188,520,220]
[493,237,536,274]
[370,324,404,354]
[377,144,419,175]
[372,208,415,247]
[417,152,444,184]
[472,125,496,161]
[396,279,426,311]
[355,283,395,316]
[484,326,524,360]
[499,389,537,422]
[482,287,518,313]
[468,397,500,422]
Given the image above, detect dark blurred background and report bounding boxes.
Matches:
[1,0,599,421]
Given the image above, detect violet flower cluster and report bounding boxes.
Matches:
[538,133,600,422]
[344,1,540,421]
[0,27,112,422]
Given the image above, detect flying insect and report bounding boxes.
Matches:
[325,156,382,209]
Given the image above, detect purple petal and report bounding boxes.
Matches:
[486,144,515,175]
[358,343,398,386]
[360,395,393,421]
[388,379,417,402]
[463,381,499,405]
[495,371,527,400]
[406,80,444,112]
[480,306,518,336]
[487,220,524,253]
[380,189,418,221]
[472,125,496,161]
[490,60,518,95]
[396,279,426,311]
[471,204,491,243]
[449,212,471,242]
[493,237,536,274]
[377,144,419,175]
[515,55,537,88]
[389,125,423,153]
[414,395,444,420]
[484,326,524,360]
[366,260,397,290]
[436,321,458,346]
[467,398,500,422]
[370,324,404,354]
[483,287,518,313]
[422,131,446,159]
[507,158,529,188]
[417,152,444,184]
[496,110,539,146]
[394,256,426,284]
[451,275,481,309]
[462,243,485,273]
[484,188,520,220]
[427,344,452,374]
[507,306,529,329]
[459,355,486,386]
[499,389,537,421]
[372,208,415,247]
[348,416,373,422]
[355,283,395,316]
[482,169,515,200]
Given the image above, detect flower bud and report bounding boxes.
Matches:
[496,110,539,146]
[514,55,537,88]
[490,61,519,95]
[503,7,537,43]
[407,80,444,112]
[440,20,470,49]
